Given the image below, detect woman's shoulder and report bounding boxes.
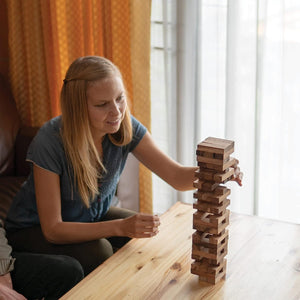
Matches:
[32,116,63,147]
[27,116,65,169]
[130,114,141,125]
[130,115,147,137]
[40,115,62,133]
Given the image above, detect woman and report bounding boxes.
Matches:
[6,56,242,278]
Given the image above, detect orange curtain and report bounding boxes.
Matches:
[6,0,152,213]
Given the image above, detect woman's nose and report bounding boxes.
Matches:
[109,100,120,115]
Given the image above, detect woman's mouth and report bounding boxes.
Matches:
[107,119,120,126]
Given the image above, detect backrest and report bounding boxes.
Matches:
[0,74,21,176]
[0,176,25,223]
[15,126,39,176]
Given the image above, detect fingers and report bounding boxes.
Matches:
[233,158,239,167]
[233,173,243,186]
[231,158,243,186]
[234,166,240,176]
[134,225,160,238]
[139,215,160,228]
[125,214,161,239]
[136,214,160,236]
[130,231,158,238]
[236,172,243,186]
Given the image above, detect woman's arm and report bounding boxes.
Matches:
[34,165,159,244]
[132,132,198,191]
[132,132,243,190]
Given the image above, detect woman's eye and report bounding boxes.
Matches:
[117,95,124,102]
[96,103,106,107]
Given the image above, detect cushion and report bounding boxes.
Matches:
[0,75,20,176]
[15,126,39,176]
[0,177,25,223]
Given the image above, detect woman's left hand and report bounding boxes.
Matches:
[231,159,243,186]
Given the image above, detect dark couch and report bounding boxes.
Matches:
[0,75,39,222]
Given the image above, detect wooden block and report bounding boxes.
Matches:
[214,186,229,195]
[193,230,229,247]
[192,236,228,257]
[193,198,230,214]
[193,179,219,192]
[191,259,227,284]
[197,155,230,166]
[197,151,215,158]
[196,150,226,161]
[191,258,226,276]
[192,243,228,265]
[192,231,228,254]
[193,188,231,204]
[197,137,234,155]
[193,210,229,235]
[193,179,203,189]
[208,211,229,226]
[213,167,235,183]
[193,210,229,227]
[195,168,217,181]
[202,181,220,192]
[198,156,236,172]
[192,232,217,249]
[195,167,234,184]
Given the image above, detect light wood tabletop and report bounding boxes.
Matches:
[60,202,300,300]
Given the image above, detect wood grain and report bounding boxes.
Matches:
[60,202,300,300]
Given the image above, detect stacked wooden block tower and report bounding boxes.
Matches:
[191,137,235,284]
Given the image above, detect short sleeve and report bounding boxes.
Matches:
[0,226,15,275]
[26,119,64,174]
[128,115,147,152]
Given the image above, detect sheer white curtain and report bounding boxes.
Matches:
[151,0,300,223]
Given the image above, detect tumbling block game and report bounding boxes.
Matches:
[191,137,235,284]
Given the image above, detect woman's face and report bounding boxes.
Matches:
[86,76,126,141]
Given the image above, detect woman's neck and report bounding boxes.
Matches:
[93,135,105,159]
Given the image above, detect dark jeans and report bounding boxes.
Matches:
[11,251,84,300]
[8,206,136,279]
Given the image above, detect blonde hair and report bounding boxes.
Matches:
[60,56,132,207]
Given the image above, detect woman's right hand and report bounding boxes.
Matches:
[0,273,26,300]
[121,214,160,238]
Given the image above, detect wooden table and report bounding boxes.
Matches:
[60,202,300,300]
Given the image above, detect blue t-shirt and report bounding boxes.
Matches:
[5,115,147,231]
